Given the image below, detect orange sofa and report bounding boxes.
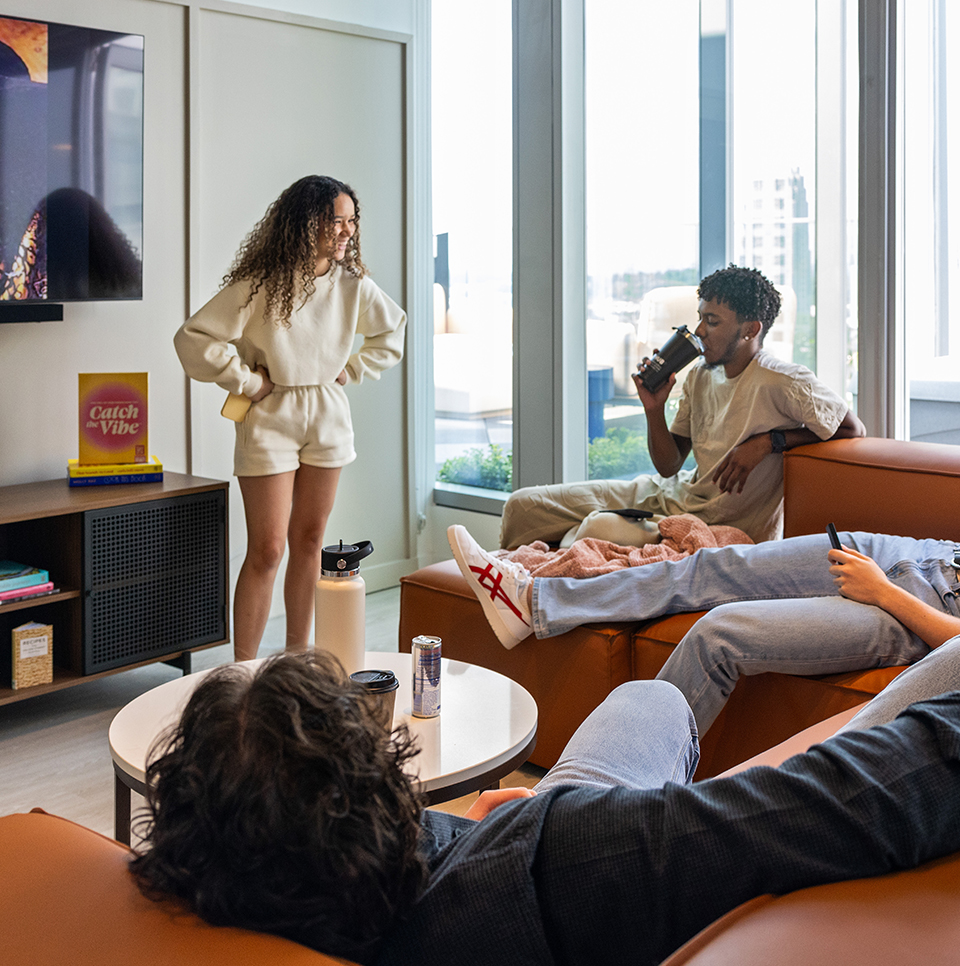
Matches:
[659,703,960,965]
[400,437,960,776]
[0,809,345,966]
[8,708,960,966]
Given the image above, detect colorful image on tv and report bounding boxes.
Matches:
[0,16,143,302]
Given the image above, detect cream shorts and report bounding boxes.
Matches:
[234,384,356,477]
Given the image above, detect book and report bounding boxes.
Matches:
[68,472,163,488]
[0,581,54,603]
[12,621,53,689]
[78,372,149,465]
[68,455,162,477]
[0,561,50,592]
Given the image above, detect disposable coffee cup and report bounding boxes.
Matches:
[350,669,399,729]
[638,325,703,393]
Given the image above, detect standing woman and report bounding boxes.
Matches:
[174,176,406,660]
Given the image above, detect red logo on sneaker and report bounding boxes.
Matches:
[470,563,530,625]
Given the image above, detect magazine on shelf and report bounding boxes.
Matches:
[0,582,56,604]
[68,472,163,488]
[0,562,50,592]
[68,455,162,477]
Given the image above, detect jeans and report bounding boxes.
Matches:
[840,633,960,732]
[533,531,960,732]
[534,680,699,794]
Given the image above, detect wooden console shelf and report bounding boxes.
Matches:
[0,472,229,705]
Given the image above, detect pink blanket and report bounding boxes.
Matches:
[498,514,754,578]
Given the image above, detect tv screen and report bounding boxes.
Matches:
[0,16,143,318]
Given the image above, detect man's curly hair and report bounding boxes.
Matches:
[223,174,367,327]
[129,652,426,963]
[697,264,782,340]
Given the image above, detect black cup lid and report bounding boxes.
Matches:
[350,669,399,693]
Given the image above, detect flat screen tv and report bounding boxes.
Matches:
[0,15,144,322]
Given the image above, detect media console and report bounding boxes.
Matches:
[0,472,228,705]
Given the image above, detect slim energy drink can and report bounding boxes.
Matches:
[411,635,441,718]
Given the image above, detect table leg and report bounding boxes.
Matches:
[115,772,132,846]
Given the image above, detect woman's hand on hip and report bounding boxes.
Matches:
[250,365,274,402]
[336,369,348,386]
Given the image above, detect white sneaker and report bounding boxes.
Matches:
[447,525,533,649]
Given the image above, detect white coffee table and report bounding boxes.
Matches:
[109,652,538,844]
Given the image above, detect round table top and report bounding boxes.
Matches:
[109,652,538,800]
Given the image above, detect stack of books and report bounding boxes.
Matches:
[67,455,163,487]
[70,371,162,487]
[0,560,55,605]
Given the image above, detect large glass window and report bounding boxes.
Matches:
[584,0,858,480]
[431,1,513,495]
[901,0,960,445]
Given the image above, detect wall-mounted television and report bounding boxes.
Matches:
[0,15,144,322]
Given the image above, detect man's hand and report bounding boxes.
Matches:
[828,547,892,607]
[632,355,676,412]
[712,434,773,493]
[463,786,536,821]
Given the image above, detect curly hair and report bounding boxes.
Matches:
[223,175,367,326]
[129,652,426,963]
[697,264,782,340]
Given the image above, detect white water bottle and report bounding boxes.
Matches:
[315,540,373,676]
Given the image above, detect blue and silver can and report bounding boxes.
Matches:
[411,635,442,718]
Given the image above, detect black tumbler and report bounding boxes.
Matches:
[637,325,703,393]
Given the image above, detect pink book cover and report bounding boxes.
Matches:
[78,373,149,465]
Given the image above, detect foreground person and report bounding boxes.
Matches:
[131,649,960,966]
[448,523,960,732]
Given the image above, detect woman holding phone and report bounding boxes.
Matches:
[174,175,406,660]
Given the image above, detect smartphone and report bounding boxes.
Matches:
[602,508,654,520]
[826,523,842,551]
[221,392,252,423]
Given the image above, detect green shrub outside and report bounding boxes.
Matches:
[436,428,659,491]
[436,443,513,492]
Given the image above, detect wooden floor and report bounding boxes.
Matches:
[0,587,543,838]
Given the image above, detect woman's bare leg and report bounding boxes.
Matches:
[234,472,296,661]
[283,464,342,652]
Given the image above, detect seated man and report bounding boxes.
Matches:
[131,647,960,966]
[500,265,864,549]
[448,523,960,733]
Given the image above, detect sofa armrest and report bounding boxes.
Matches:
[659,851,960,966]
[783,437,960,541]
[0,810,346,966]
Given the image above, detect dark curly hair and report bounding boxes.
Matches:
[697,264,782,340]
[223,175,367,326]
[129,652,426,963]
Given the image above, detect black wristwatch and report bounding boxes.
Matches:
[770,429,787,454]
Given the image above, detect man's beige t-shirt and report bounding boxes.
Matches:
[665,350,848,541]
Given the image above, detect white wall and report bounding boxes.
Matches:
[0,0,435,642]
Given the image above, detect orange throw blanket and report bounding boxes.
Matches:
[498,514,754,578]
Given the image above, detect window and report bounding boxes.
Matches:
[584,0,858,480]
[900,0,960,445]
[431,1,513,496]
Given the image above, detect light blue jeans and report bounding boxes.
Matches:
[840,633,960,732]
[531,637,960,798]
[532,532,960,732]
[534,680,699,794]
